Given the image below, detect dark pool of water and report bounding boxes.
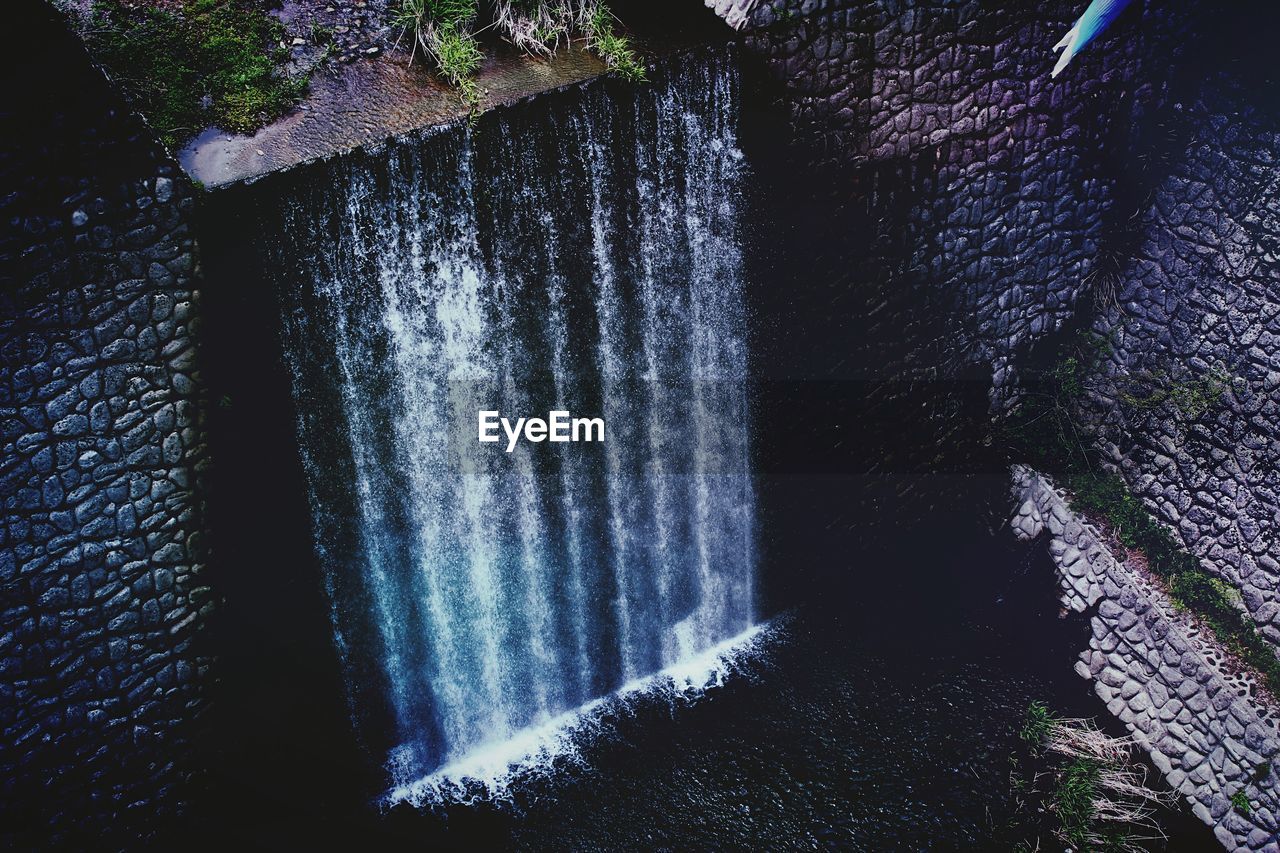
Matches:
[338,533,1213,850]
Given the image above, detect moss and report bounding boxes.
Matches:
[1061,468,1280,694]
[1049,470,1280,694]
[85,0,307,149]
[1117,364,1232,420]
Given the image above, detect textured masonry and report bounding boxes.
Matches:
[1083,76,1280,650]
[1011,466,1280,850]
[715,9,1280,815]
[0,3,210,842]
[728,0,1192,393]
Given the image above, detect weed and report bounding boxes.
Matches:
[1010,703,1172,853]
[392,0,482,107]
[1020,700,1057,750]
[492,0,574,55]
[310,21,330,42]
[392,0,641,107]
[1230,790,1251,815]
[583,3,645,81]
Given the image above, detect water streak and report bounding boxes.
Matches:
[276,48,755,792]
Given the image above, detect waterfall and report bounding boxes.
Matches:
[274,48,755,793]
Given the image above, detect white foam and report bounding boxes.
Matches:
[383,620,773,809]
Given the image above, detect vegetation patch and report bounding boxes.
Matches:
[392,0,482,104]
[83,0,308,149]
[581,3,645,82]
[392,0,645,108]
[1003,332,1280,695]
[1116,364,1233,420]
[1006,702,1173,852]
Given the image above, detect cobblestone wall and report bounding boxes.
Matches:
[0,3,210,843]
[717,0,1280,644]
[1012,466,1279,850]
[4,0,1275,843]
[717,2,1280,845]
[1082,74,1280,650]
[729,0,1192,395]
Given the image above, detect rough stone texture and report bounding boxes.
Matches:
[1011,466,1280,850]
[727,0,1280,844]
[1081,77,1280,650]
[705,0,758,30]
[718,0,1280,670]
[732,0,1195,396]
[0,3,211,843]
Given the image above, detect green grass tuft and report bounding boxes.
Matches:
[1054,758,1102,848]
[392,0,481,108]
[1020,700,1057,749]
[584,3,645,81]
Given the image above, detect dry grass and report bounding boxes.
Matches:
[1019,703,1175,852]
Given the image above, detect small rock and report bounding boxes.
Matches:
[363,46,380,56]
[292,37,306,45]
[256,149,265,156]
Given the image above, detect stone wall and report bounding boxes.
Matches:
[0,2,210,843]
[1011,466,1279,850]
[730,0,1194,395]
[720,0,1280,647]
[1081,72,1280,650]
[2,0,1274,843]
[722,0,1280,658]
[717,1,1280,844]
[734,0,1198,574]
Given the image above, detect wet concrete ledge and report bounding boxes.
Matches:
[180,47,610,189]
